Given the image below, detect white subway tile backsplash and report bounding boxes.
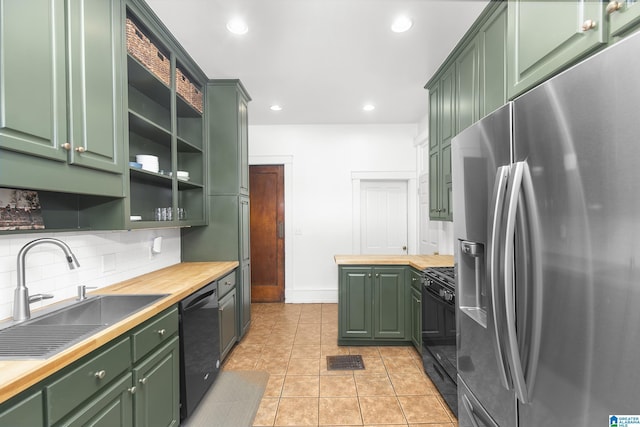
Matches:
[0,229,181,321]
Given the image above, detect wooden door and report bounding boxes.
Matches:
[249,165,285,302]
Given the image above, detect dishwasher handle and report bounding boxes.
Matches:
[182,284,217,312]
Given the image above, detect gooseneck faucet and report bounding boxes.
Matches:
[13,238,81,322]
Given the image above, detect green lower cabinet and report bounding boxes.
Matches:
[55,374,134,427]
[0,391,44,427]
[220,288,238,360]
[133,337,180,427]
[338,266,408,345]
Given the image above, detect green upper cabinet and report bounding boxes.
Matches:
[0,0,124,196]
[427,1,506,222]
[607,0,640,38]
[207,80,252,196]
[507,0,606,98]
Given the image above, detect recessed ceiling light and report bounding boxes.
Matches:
[226,17,248,35]
[270,105,282,111]
[391,15,413,33]
[363,104,375,112]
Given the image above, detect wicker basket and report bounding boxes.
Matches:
[176,67,203,113]
[126,18,170,87]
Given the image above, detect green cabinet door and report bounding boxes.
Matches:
[0,391,44,427]
[239,96,250,195]
[66,0,123,173]
[508,0,606,98]
[456,36,481,133]
[608,0,640,37]
[0,0,67,161]
[480,4,507,117]
[373,267,407,340]
[238,195,251,338]
[56,374,134,427]
[339,267,373,340]
[220,288,238,360]
[240,262,252,338]
[133,337,180,427]
[429,65,455,221]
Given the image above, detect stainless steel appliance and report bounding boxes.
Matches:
[421,266,457,415]
[179,282,220,420]
[452,31,640,426]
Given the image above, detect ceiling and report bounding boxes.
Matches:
[145,0,489,126]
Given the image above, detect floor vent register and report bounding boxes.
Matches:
[326,355,365,370]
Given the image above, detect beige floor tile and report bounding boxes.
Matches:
[321,344,350,357]
[291,344,322,359]
[282,375,320,397]
[253,397,279,426]
[349,346,380,357]
[398,395,451,424]
[222,356,258,370]
[436,394,457,422]
[294,334,322,345]
[274,397,319,426]
[358,396,406,425]
[256,357,289,375]
[319,375,357,397]
[287,357,320,375]
[261,345,293,360]
[356,355,387,375]
[382,356,423,375]
[354,374,396,396]
[319,397,362,425]
[378,346,414,357]
[264,374,285,398]
[388,372,435,396]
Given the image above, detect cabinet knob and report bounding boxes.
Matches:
[368,274,372,278]
[157,328,166,337]
[61,143,71,151]
[128,386,136,395]
[95,370,106,380]
[75,146,86,153]
[139,377,147,385]
[606,1,623,14]
[581,19,597,31]
[375,273,380,278]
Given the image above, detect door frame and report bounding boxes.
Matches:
[352,171,417,254]
[249,155,293,300]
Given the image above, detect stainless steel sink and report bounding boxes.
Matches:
[0,294,168,359]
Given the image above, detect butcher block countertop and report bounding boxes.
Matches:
[0,261,238,404]
[334,254,454,270]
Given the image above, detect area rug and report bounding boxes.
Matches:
[182,370,270,427]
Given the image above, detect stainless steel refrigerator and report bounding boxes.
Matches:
[452,30,640,426]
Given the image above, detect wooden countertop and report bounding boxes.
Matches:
[334,254,454,270]
[0,261,238,403]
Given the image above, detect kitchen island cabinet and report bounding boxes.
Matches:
[335,255,453,347]
[0,0,124,197]
[338,266,407,345]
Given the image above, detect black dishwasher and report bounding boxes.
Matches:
[179,282,220,420]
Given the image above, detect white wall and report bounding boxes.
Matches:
[0,229,180,320]
[249,124,417,303]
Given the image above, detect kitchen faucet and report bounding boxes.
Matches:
[13,238,81,322]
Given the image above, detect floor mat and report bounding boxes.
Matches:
[326,354,365,370]
[182,370,269,427]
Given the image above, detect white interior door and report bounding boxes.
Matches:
[419,172,439,253]
[360,180,408,254]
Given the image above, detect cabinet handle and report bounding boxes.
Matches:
[75,146,86,153]
[139,377,147,385]
[581,19,597,31]
[95,370,106,380]
[368,274,372,278]
[128,386,136,395]
[61,143,71,151]
[157,328,166,337]
[606,1,623,14]
[375,273,380,278]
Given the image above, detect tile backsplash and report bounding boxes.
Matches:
[0,229,180,321]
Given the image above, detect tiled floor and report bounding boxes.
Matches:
[222,303,458,426]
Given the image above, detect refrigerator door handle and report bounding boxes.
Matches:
[504,161,529,404]
[489,165,511,390]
